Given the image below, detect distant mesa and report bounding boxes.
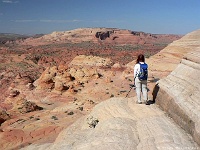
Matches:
[18,28,181,46]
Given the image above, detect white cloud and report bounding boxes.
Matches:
[2,0,19,3]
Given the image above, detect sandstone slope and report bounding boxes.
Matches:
[22,97,199,150]
[147,29,200,78]
[155,33,200,145]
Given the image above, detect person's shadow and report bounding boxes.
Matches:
[146,82,160,105]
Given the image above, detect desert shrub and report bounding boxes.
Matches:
[67,111,74,115]
[78,107,83,111]
[86,116,99,128]
[110,94,114,97]
[35,118,40,120]
[51,116,58,120]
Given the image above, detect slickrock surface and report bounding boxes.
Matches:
[22,97,199,150]
[146,29,200,79]
[156,46,200,145]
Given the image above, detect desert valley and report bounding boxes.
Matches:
[0,28,200,150]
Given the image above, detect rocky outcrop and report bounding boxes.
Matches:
[0,52,135,150]
[155,30,200,145]
[95,31,113,40]
[0,110,10,125]
[34,55,112,92]
[69,55,113,67]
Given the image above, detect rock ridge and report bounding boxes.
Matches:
[155,30,200,145]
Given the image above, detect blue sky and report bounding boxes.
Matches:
[0,0,200,35]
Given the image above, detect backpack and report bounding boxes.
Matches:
[137,63,148,80]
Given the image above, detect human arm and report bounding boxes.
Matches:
[133,64,140,85]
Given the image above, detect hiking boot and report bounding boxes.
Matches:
[145,101,150,105]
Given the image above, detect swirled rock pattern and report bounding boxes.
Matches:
[156,48,200,145]
[147,29,200,78]
[22,98,199,150]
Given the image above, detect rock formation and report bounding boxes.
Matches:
[22,97,199,150]
[0,54,135,150]
[21,28,181,47]
[155,30,200,145]
[147,29,200,78]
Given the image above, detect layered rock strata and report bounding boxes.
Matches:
[155,31,200,145]
[147,29,200,78]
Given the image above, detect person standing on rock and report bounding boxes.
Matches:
[134,54,148,104]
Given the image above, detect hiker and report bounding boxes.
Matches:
[134,54,148,104]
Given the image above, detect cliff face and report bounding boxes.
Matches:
[155,30,200,145]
